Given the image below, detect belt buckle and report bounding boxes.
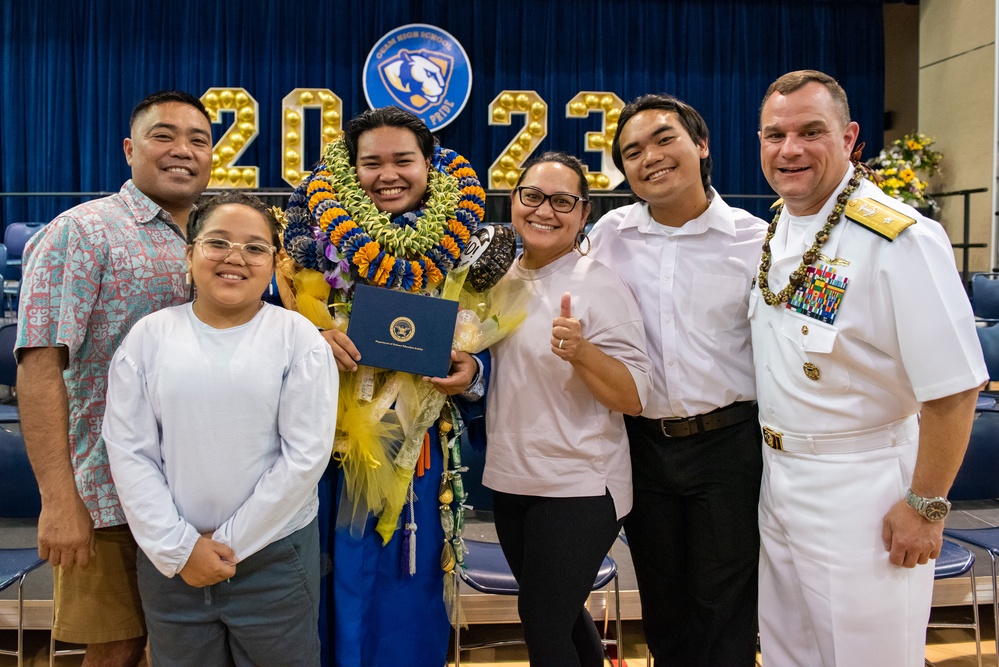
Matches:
[660,417,695,438]
[763,426,784,451]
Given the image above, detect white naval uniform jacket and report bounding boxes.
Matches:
[749,168,987,436]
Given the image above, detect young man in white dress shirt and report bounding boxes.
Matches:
[752,69,987,666]
[588,94,767,666]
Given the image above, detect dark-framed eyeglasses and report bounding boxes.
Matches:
[195,237,276,266]
[515,186,587,213]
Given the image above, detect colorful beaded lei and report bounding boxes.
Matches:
[283,138,485,292]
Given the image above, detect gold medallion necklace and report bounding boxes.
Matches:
[758,170,862,306]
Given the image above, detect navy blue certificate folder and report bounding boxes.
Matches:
[346,283,459,377]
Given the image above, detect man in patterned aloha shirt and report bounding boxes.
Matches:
[16,90,212,666]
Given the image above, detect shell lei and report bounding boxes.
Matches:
[283,138,485,294]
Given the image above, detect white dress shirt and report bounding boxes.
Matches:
[103,303,337,577]
[589,189,768,419]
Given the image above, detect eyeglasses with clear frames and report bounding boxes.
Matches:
[195,237,277,266]
[515,186,587,213]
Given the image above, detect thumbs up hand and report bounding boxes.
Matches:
[551,292,584,360]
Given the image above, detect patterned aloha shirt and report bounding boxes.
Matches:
[16,180,189,527]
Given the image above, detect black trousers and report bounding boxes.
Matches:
[492,490,623,667]
[624,414,762,667]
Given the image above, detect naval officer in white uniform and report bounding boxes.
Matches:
[751,69,987,667]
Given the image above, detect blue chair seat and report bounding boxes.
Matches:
[943,527,999,560]
[0,404,19,423]
[935,539,976,579]
[0,548,44,591]
[459,540,618,594]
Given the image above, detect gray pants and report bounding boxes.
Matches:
[137,519,320,667]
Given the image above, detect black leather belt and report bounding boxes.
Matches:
[656,401,757,438]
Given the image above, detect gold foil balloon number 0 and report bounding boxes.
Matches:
[281,88,343,187]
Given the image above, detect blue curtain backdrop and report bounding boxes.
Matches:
[0,0,888,224]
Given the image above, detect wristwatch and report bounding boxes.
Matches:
[904,488,951,522]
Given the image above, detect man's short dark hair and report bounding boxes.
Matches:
[760,70,851,128]
[343,106,436,166]
[611,94,712,194]
[129,91,212,130]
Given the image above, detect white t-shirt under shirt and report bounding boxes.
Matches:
[103,302,337,577]
[483,253,652,519]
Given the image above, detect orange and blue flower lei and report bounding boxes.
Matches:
[283,138,485,293]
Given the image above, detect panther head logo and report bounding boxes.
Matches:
[379,49,454,112]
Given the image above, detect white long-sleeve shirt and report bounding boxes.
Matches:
[589,189,767,419]
[103,303,336,577]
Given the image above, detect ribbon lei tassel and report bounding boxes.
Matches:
[402,522,417,576]
[401,481,417,576]
[416,431,431,477]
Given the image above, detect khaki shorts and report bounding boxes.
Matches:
[52,524,146,644]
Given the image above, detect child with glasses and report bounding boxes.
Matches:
[103,191,337,666]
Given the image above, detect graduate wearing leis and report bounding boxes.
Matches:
[281,107,493,667]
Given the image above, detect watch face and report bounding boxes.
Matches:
[924,501,949,521]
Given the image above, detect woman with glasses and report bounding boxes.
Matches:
[102,192,336,666]
[483,152,652,666]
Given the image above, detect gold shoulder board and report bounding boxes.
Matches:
[844,198,916,241]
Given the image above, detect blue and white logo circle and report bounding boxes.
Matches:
[363,24,472,132]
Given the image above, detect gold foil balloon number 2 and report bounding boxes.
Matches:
[489,90,625,191]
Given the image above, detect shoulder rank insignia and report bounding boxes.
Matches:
[844,198,916,241]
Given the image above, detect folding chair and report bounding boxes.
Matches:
[453,538,621,666]
[925,540,981,667]
[2,223,46,314]
[0,323,21,423]
[0,425,44,667]
[941,409,999,666]
[972,273,999,325]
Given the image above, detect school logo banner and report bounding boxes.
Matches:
[363,24,472,131]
